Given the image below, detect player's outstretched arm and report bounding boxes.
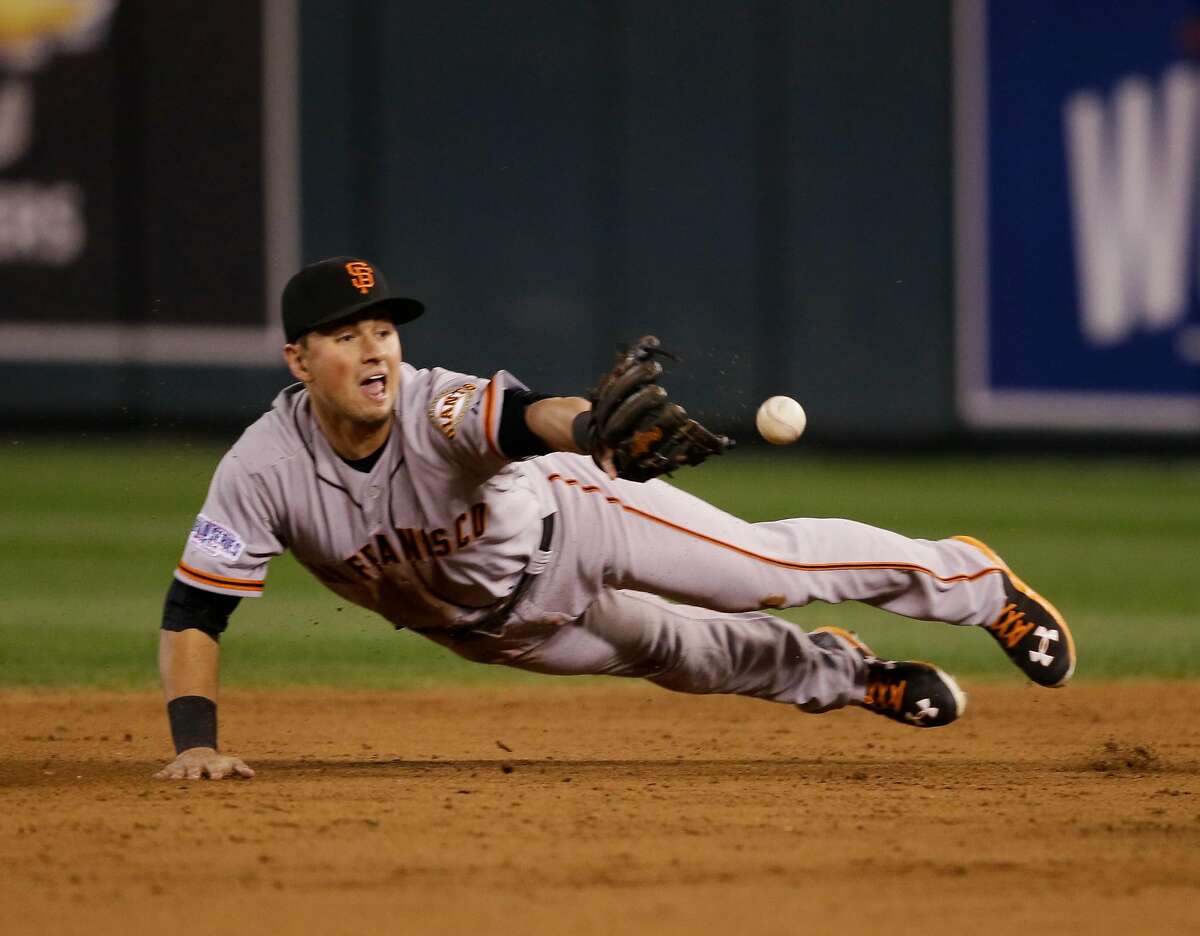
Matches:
[154,626,254,780]
[525,396,592,454]
[525,395,619,477]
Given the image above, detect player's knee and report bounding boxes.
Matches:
[583,590,681,672]
[650,647,734,695]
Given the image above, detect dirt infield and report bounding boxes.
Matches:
[1,683,1198,936]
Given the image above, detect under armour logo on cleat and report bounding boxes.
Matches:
[905,698,939,724]
[1028,625,1059,667]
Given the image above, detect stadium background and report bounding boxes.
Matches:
[3,0,959,435]
[0,3,1197,934]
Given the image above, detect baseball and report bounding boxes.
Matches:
[756,395,807,445]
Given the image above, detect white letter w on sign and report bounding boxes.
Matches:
[1063,65,1197,346]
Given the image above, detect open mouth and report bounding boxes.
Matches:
[359,373,387,402]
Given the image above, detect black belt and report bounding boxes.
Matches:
[446,513,556,640]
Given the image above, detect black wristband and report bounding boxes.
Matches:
[570,411,593,452]
[167,695,218,754]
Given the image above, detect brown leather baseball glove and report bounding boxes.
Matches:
[574,336,734,482]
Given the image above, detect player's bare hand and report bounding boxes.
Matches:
[153,747,254,781]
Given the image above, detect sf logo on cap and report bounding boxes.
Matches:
[345,261,375,294]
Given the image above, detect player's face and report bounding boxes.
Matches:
[284,316,402,426]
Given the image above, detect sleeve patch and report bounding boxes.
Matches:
[428,382,479,439]
[188,514,245,562]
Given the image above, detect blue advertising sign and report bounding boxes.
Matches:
[955,0,1200,430]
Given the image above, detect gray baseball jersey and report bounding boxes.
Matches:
[178,363,1029,712]
[177,364,551,630]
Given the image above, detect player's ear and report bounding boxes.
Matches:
[283,341,311,382]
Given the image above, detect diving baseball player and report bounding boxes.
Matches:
[155,257,1076,780]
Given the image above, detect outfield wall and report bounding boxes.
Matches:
[3,3,1192,440]
[0,1,954,439]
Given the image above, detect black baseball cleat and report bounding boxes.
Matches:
[860,659,967,728]
[812,626,967,729]
[954,535,1077,688]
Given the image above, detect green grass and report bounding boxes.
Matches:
[1,439,1197,688]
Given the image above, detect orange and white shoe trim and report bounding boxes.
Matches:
[953,535,1077,687]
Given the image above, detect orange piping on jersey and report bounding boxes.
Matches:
[176,562,265,593]
[483,379,503,459]
[544,473,1005,584]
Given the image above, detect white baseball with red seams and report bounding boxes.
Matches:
[756,395,806,444]
[177,363,1013,713]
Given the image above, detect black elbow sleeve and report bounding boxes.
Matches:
[161,579,240,640]
[497,388,553,459]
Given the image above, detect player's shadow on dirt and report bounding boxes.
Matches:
[6,753,1192,788]
[0,757,986,787]
[204,757,1081,778]
[262,757,830,771]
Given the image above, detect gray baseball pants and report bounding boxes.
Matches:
[429,454,1006,712]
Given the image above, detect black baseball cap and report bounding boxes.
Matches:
[282,256,425,343]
